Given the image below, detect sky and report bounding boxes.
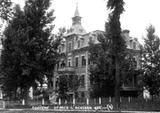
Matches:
[11,0,160,43]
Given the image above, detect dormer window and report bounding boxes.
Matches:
[70,28,73,32]
[129,40,133,48]
[89,37,93,42]
[133,42,136,49]
[81,39,84,47]
[79,29,83,32]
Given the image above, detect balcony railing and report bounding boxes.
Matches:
[57,66,75,72]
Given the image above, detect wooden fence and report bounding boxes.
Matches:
[3,96,160,110]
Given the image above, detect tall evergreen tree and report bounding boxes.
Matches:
[1,0,59,101]
[89,33,115,97]
[142,25,160,96]
[107,0,126,109]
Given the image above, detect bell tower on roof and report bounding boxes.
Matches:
[72,2,82,25]
[68,2,86,34]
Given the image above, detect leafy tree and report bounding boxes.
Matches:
[57,75,79,100]
[1,0,59,101]
[89,33,138,98]
[1,5,26,100]
[89,34,115,97]
[141,25,160,96]
[106,0,126,108]
[0,0,12,20]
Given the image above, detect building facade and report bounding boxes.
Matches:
[52,5,141,99]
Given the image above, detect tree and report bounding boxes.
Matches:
[107,0,126,109]
[141,25,160,96]
[57,75,79,101]
[89,32,138,98]
[0,0,12,20]
[1,5,26,99]
[89,34,115,97]
[1,0,59,101]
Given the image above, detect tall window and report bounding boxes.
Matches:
[61,45,64,52]
[75,57,79,67]
[61,60,65,68]
[82,56,86,66]
[68,58,71,67]
[129,40,132,48]
[79,75,85,87]
[77,40,80,48]
[68,42,72,51]
[88,57,91,65]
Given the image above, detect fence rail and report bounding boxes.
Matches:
[3,96,160,110]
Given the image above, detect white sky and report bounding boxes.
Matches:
[11,0,160,43]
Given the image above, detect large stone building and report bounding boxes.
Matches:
[52,4,141,99]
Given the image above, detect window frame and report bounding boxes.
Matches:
[68,57,72,67]
[81,55,86,66]
[75,56,79,67]
[68,41,72,52]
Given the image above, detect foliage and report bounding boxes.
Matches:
[0,0,12,20]
[1,5,26,99]
[107,0,126,108]
[1,0,59,100]
[89,38,139,97]
[89,0,141,99]
[141,25,160,96]
[57,75,79,99]
[89,36,115,97]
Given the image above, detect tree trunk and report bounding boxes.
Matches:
[115,58,120,109]
[23,87,29,105]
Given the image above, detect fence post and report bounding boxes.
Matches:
[94,98,96,104]
[22,99,25,105]
[59,98,61,105]
[99,97,101,105]
[73,98,75,105]
[42,98,44,105]
[87,98,89,105]
[109,97,111,102]
[128,97,131,102]
[3,101,5,109]
[65,100,67,104]
[120,97,122,102]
